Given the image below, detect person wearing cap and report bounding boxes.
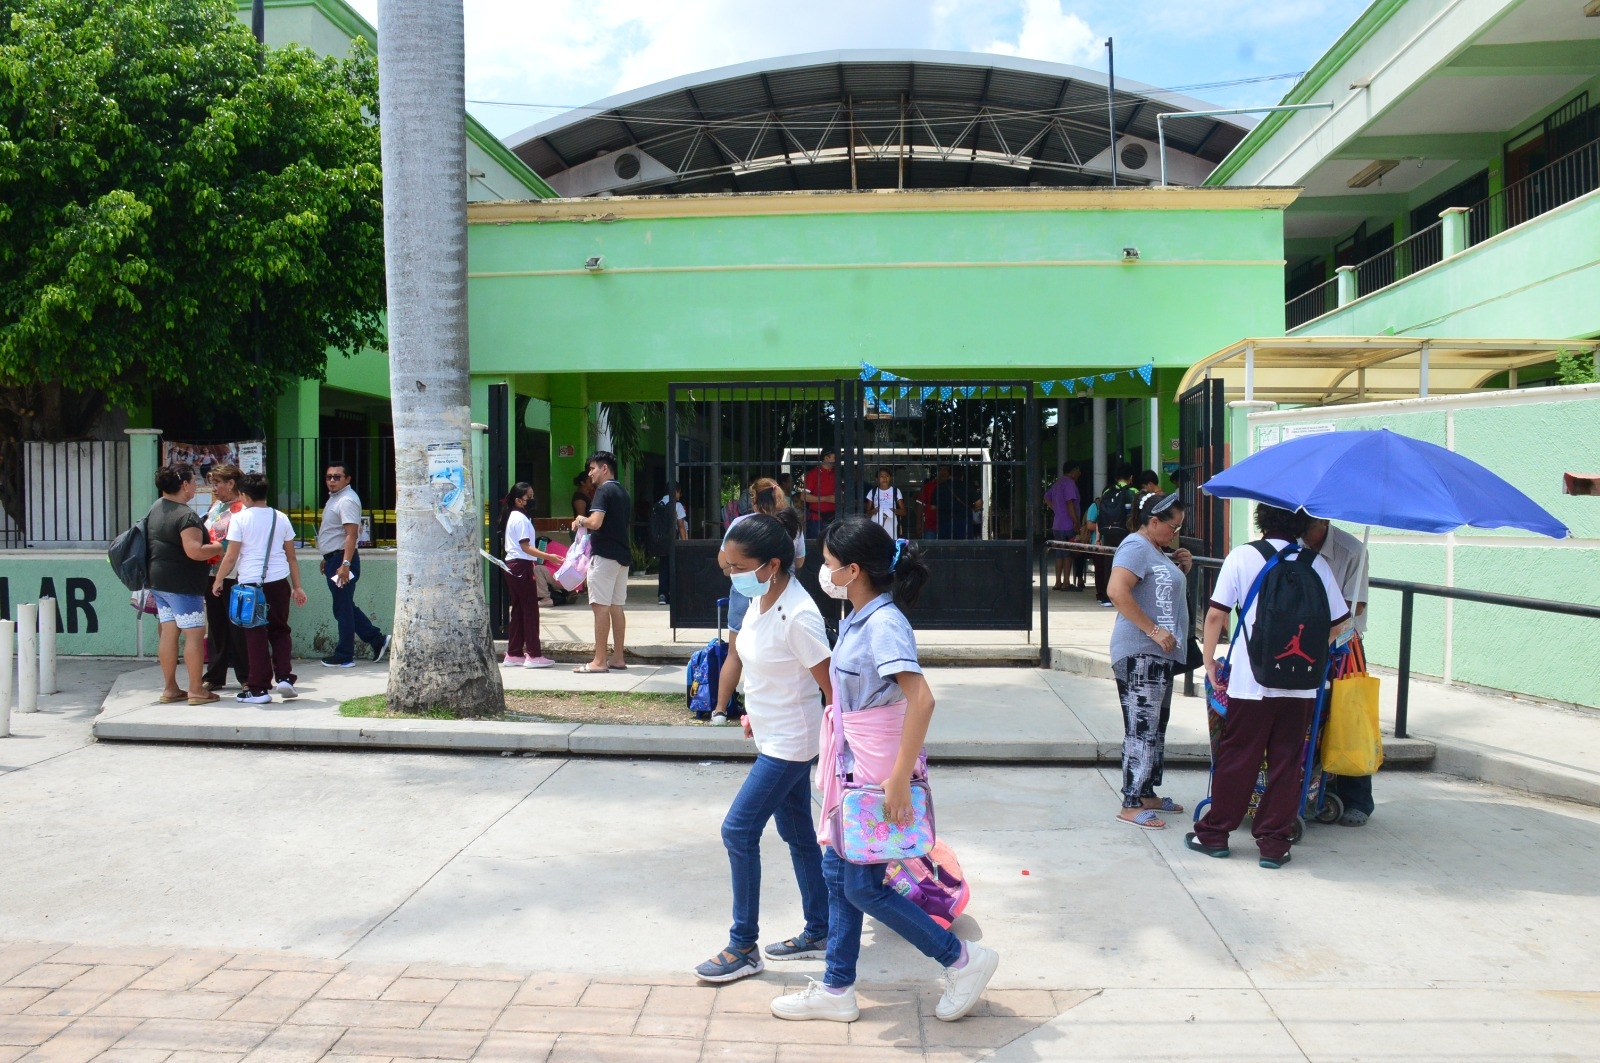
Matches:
[1106,491,1193,829]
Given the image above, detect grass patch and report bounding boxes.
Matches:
[338,690,700,726]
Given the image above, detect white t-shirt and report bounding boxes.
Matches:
[505,509,538,561]
[227,506,294,585]
[738,577,832,762]
[1305,525,1369,634]
[1209,538,1350,700]
[868,487,902,537]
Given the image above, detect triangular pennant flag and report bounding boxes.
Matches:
[961,386,976,398]
[1100,372,1116,383]
[860,362,878,380]
[1041,380,1055,396]
[919,386,933,400]
[939,386,953,400]
[1065,379,1076,394]
[898,386,909,399]
[1137,362,1153,385]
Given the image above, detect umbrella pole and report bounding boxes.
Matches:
[1394,589,1413,739]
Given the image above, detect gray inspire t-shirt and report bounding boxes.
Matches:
[1109,532,1190,665]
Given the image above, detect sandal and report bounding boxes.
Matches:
[607,662,628,671]
[158,692,188,704]
[1142,797,1185,813]
[1117,809,1166,830]
[187,692,221,706]
[572,664,609,674]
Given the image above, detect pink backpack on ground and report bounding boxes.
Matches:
[883,839,972,929]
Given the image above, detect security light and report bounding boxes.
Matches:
[1122,247,1140,262]
[584,256,605,272]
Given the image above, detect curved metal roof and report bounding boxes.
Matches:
[505,49,1252,197]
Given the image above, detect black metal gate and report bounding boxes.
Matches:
[665,378,1038,632]
[1176,379,1228,559]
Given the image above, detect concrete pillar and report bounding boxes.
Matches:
[1091,398,1107,494]
[1335,265,1357,307]
[125,428,163,516]
[273,380,320,512]
[16,603,37,713]
[548,375,589,510]
[1440,206,1470,258]
[471,423,489,541]
[1419,341,1431,398]
[1148,397,1161,483]
[0,619,12,737]
[1055,400,1067,475]
[37,597,56,696]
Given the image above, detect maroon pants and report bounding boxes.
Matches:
[502,559,542,657]
[240,578,296,695]
[1196,695,1313,860]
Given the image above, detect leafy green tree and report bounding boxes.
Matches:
[1555,348,1598,386]
[0,0,384,519]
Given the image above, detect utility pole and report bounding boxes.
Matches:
[1105,38,1118,187]
[252,0,264,44]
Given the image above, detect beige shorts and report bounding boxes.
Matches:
[587,555,630,607]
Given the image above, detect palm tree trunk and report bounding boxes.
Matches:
[376,0,503,716]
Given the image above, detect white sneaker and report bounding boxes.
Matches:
[935,942,999,1021]
[709,713,728,726]
[523,656,555,669]
[502,654,526,667]
[274,681,298,700]
[770,979,859,1023]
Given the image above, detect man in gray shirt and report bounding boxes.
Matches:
[318,462,388,667]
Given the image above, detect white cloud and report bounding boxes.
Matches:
[985,0,1099,67]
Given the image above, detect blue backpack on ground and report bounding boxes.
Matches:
[687,597,743,720]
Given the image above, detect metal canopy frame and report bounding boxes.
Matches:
[1178,336,1599,405]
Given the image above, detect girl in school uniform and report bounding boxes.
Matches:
[770,515,999,1024]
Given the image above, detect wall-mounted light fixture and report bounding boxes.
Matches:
[1122,246,1140,262]
[584,256,605,272]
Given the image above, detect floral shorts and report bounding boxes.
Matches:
[151,590,207,630]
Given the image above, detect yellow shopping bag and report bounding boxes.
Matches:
[1323,674,1384,776]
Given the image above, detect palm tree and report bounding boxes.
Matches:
[376,0,504,715]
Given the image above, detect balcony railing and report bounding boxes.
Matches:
[1287,131,1600,326]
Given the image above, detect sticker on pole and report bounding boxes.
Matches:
[427,442,468,533]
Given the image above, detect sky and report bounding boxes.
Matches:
[346,0,1375,139]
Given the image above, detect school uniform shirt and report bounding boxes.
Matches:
[1306,525,1370,635]
[832,593,922,714]
[867,486,902,538]
[505,509,538,561]
[227,506,295,585]
[739,577,832,762]
[1209,538,1351,701]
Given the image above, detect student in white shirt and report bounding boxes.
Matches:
[500,483,564,669]
[211,474,307,704]
[694,508,833,985]
[867,467,905,539]
[1194,504,1350,869]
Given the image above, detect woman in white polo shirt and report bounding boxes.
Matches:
[694,508,833,985]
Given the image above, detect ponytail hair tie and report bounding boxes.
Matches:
[891,537,907,570]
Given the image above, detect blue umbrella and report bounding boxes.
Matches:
[1202,428,1569,538]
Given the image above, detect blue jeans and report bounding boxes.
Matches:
[723,754,829,950]
[723,752,832,947]
[323,551,384,662]
[822,845,961,988]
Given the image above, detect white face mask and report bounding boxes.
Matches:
[818,563,855,600]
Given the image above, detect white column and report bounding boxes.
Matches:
[16,603,37,713]
[0,620,13,737]
[1148,397,1161,480]
[1092,398,1108,494]
[1419,341,1431,398]
[37,597,56,696]
[1244,342,1256,403]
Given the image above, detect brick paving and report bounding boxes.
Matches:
[0,941,1093,1062]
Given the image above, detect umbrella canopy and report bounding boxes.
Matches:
[1202,429,1569,538]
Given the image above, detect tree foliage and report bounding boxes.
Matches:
[0,0,385,439]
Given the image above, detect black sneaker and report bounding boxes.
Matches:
[1259,853,1292,870]
[694,945,764,983]
[764,933,827,961]
[320,657,355,669]
[1184,832,1230,859]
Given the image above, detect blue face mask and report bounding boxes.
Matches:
[730,567,771,598]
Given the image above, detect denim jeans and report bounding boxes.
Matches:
[722,754,828,951]
[323,551,383,662]
[822,845,961,988]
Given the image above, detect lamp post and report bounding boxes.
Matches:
[252,0,264,43]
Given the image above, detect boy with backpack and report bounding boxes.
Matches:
[1091,465,1139,606]
[1192,504,1351,869]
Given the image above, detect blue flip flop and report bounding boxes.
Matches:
[1118,810,1166,830]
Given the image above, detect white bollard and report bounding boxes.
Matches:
[0,619,13,737]
[17,603,38,713]
[38,596,57,696]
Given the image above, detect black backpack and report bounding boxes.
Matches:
[1098,484,1138,546]
[107,514,151,592]
[1243,541,1331,688]
[649,497,678,552]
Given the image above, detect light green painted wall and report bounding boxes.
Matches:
[1248,385,1600,708]
[467,206,1286,388]
[1,553,397,659]
[1292,190,1600,340]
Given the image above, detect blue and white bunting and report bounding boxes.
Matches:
[857,360,1154,400]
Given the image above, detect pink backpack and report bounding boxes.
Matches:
[883,839,971,929]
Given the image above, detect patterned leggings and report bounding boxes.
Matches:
[1113,654,1175,809]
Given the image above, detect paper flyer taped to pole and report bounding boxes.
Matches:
[427,441,468,532]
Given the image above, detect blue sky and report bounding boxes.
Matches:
[347,0,1374,138]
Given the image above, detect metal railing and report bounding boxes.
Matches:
[266,436,396,547]
[1285,131,1600,323]
[3,440,132,549]
[1039,540,1600,739]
